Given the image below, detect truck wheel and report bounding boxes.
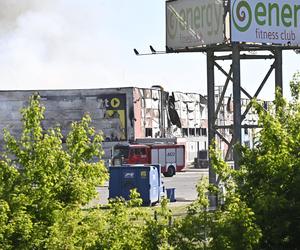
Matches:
[164,166,175,177]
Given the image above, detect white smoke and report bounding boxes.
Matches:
[0,0,45,33]
[0,0,123,90]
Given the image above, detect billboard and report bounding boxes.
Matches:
[231,0,300,45]
[98,94,127,141]
[166,0,224,50]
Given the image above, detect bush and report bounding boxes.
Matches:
[2,73,300,250]
[0,95,108,249]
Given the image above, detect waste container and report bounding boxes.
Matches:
[109,165,161,205]
[145,164,165,200]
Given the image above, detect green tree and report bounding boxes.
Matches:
[0,95,108,249]
[93,189,145,250]
[235,71,300,249]
[3,71,300,250]
[170,178,212,250]
[172,162,261,250]
[209,152,262,250]
[142,198,174,250]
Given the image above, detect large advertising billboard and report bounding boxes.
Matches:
[231,0,300,45]
[166,0,224,50]
[98,94,127,141]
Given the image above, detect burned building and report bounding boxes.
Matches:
[0,87,208,165]
[214,85,272,161]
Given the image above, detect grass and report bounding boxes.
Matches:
[139,201,190,220]
[84,200,191,219]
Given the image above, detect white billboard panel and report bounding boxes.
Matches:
[166,0,224,49]
[231,0,300,46]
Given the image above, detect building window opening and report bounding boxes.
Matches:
[182,128,188,137]
[189,128,195,136]
[201,128,207,136]
[145,128,152,137]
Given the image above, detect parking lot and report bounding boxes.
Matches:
[92,168,208,206]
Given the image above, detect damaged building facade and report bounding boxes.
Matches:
[0,87,208,165]
[215,86,271,161]
[0,86,266,166]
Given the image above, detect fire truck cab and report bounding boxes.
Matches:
[111,143,186,177]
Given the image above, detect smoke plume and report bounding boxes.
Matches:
[0,0,121,90]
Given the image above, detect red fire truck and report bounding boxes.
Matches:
[111,143,186,177]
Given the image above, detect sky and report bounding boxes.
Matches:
[0,0,299,100]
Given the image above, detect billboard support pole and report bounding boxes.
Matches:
[207,49,217,208]
[232,43,241,170]
[274,48,283,95]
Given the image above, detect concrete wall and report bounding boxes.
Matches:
[0,88,137,161]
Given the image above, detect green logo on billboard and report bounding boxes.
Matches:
[232,1,300,33]
[232,0,252,32]
[167,8,178,39]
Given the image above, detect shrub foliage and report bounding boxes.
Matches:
[1,72,300,250]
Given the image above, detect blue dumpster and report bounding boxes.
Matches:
[109,165,161,205]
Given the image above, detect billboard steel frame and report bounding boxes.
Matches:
[135,0,299,208]
[205,45,284,207]
[165,0,290,207]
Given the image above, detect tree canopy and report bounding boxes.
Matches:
[1,71,300,250]
[235,71,300,249]
[0,95,108,249]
